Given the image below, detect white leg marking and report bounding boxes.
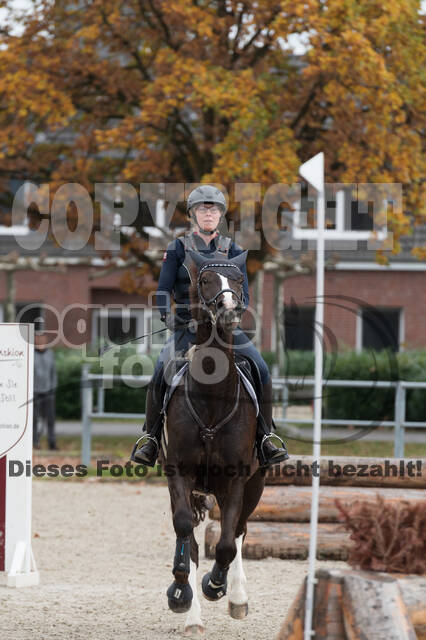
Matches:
[184,560,204,631]
[228,534,248,606]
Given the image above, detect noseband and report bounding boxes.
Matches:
[196,263,244,321]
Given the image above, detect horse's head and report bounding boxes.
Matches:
[188,250,247,332]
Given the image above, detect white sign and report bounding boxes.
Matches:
[0,326,32,457]
[0,324,39,587]
[299,151,324,193]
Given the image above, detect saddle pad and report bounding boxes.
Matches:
[162,362,259,416]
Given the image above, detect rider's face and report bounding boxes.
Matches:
[193,204,222,233]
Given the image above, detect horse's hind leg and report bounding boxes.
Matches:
[201,483,244,602]
[228,469,265,619]
[184,532,205,638]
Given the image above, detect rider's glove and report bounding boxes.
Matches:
[161,312,176,331]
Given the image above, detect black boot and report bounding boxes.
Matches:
[131,378,164,467]
[257,379,289,467]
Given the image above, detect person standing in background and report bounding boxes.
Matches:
[33,330,58,450]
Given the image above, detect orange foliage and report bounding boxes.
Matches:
[0,0,424,289]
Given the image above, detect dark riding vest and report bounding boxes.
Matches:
[173,231,232,324]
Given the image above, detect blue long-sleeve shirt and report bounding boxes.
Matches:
[156,233,249,321]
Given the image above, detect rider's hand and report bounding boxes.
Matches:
[161,313,176,331]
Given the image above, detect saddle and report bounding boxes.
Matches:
[234,353,262,402]
[161,352,261,418]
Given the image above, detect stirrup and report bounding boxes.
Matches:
[259,433,289,466]
[130,434,160,464]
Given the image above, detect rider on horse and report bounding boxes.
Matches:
[133,184,289,468]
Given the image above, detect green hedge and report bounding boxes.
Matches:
[55,347,426,423]
[269,349,426,423]
[55,347,151,419]
[55,349,85,419]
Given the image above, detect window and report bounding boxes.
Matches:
[97,314,138,344]
[359,307,402,351]
[91,307,167,353]
[351,198,374,231]
[93,307,141,349]
[284,305,315,350]
[15,303,43,329]
[0,180,32,235]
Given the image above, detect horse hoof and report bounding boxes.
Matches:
[184,624,205,638]
[228,601,249,619]
[167,581,193,613]
[201,572,227,601]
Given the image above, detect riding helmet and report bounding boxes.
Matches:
[186,185,227,214]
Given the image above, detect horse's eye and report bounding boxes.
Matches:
[201,277,208,285]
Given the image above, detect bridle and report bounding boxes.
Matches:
[196,263,244,323]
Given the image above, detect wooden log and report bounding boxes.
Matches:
[397,576,426,640]
[276,579,305,640]
[342,572,417,640]
[277,571,347,640]
[278,570,426,640]
[265,456,426,488]
[204,520,350,560]
[209,485,425,523]
[312,571,346,640]
[324,571,426,639]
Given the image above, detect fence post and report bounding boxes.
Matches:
[282,383,289,422]
[97,385,105,414]
[394,382,406,458]
[81,365,93,467]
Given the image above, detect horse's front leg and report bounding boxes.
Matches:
[167,476,195,614]
[227,533,248,619]
[201,482,244,602]
[184,532,205,638]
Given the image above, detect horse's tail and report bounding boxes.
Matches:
[190,493,213,527]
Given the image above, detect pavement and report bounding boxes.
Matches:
[53,419,426,443]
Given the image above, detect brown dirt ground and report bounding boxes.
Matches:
[0,481,349,639]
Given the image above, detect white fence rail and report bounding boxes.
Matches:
[80,365,426,465]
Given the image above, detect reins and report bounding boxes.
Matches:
[98,326,170,356]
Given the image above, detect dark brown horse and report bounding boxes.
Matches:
[161,251,265,636]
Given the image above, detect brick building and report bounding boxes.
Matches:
[0,224,424,354]
[260,225,425,354]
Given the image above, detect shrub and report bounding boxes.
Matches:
[54,347,152,419]
[261,351,277,369]
[55,349,84,419]
[279,349,426,423]
[54,347,426,422]
[336,494,426,574]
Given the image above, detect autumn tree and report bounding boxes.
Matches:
[0,0,424,284]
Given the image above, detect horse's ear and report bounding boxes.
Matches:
[186,249,207,271]
[228,250,248,270]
